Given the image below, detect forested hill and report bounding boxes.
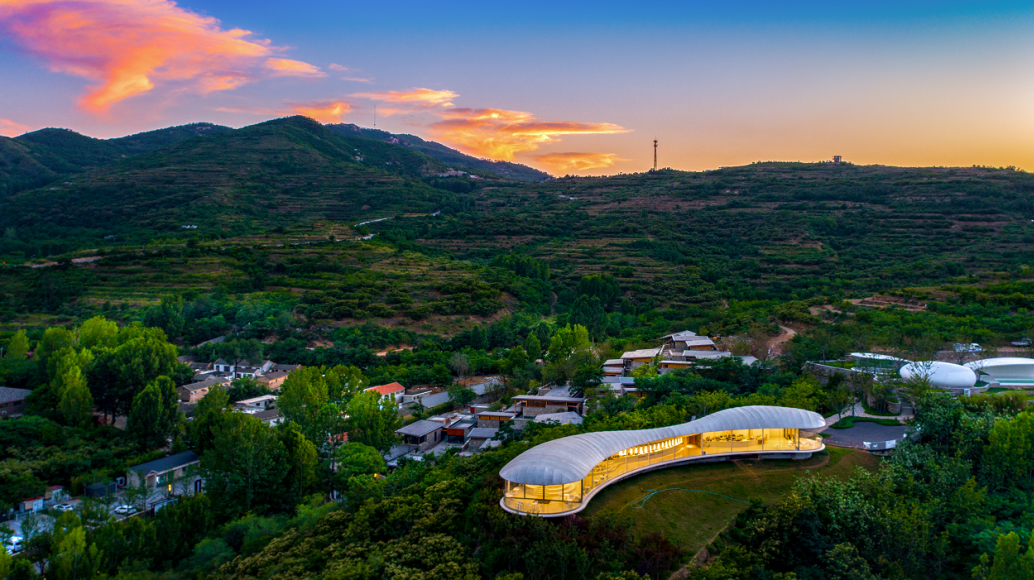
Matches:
[0,122,231,195]
[326,123,551,182]
[0,118,548,198]
[0,116,490,255]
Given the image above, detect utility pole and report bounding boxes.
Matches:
[653,139,658,171]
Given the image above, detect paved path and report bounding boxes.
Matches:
[823,402,912,429]
[822,422,908,450]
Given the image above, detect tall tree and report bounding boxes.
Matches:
[126,376,181,450]
[524,332,542,362]
[277,423,319,506]
[279,365,365,450]
[35,326,75,370]
[278,366,341,449]
[6,330,29,359]
[78,316,118,351]
[201,413,287,518]
[344,391,401,453]
[51,526,101,580]
[331,442,386,493]
[89,327,178,420]
[188,385,230,453]
[58,367,94,428]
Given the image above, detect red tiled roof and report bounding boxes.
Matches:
[366,382,406,396]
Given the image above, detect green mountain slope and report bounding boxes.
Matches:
[0,122,232,195]
[0,116,478,255]
[326,123,550,182]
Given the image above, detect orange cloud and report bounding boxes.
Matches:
[265,58,325,78]
[289,101,351,123]
[530,152,626,173]
[427,108,628,160]
[352,87,458,106]
[328,63,350,72]
[0,0,323,111]
[0,118,32,137]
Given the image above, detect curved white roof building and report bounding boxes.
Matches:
[964,357,1034,387]
[499,405,825,517]
[899,361,977,389]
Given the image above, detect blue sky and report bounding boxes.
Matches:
[1,0,1032,173]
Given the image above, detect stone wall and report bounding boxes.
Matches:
[520,404,570,418]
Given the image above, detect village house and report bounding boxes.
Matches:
[365,381,406,404]
[0,387,31,418]
[395,420,444,452]
[127,451,202,495]
[512,394,586,418]
[178,376,231,404]
[256,370,290,390]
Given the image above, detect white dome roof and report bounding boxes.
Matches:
[964,357,1034,369]
[900,361,977,389]
[499,405,825,485]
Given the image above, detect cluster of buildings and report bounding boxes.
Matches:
[843,353,1034,395]
[388,384,587,465]
[601,330,758,393]
[176,356,301,406]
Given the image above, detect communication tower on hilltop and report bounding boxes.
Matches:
[653,139,658,171]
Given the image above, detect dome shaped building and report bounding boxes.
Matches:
[964,357,1034,387]
[899,361,978,392]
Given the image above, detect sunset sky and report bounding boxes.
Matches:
[2,1,1033,175]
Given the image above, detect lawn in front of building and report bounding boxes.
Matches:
[582,447,879,557]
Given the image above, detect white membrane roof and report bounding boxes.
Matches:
[964,357,1034,369]
[499,405,825,485]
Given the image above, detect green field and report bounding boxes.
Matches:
[582,448,879,557]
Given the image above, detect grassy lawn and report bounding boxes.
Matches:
[581,448,879,557]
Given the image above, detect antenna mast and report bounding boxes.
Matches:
[374,105,377,128]
[653,139,657,171]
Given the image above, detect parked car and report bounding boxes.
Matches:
[3,535,23,554]
[53,503,75,512]
[1012,338,1032,347]
[953,343,982,353]
[113,504,135,516]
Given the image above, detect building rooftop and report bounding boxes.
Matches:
[419,390,451,409]
[181,376,227,392]
[396,420,445,438]
[366,382,406,396]
[513,394,586,403]
[237,395,278,405]
[468,427,499,439]
[500,406,825,486]
[620,348,661,359]
[0,386,31,404]
[129,451,200,476]
[661,330,698,341]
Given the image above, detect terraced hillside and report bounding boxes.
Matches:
[408,163,1034,310]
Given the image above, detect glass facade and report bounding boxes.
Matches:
[502,428,822,515]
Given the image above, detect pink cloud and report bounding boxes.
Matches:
[352,87,457,106]
[427,107,628,160]
[288,100,351,123]
[529,152,626,172]
[0,0,324,112]
[0,118,32,137]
